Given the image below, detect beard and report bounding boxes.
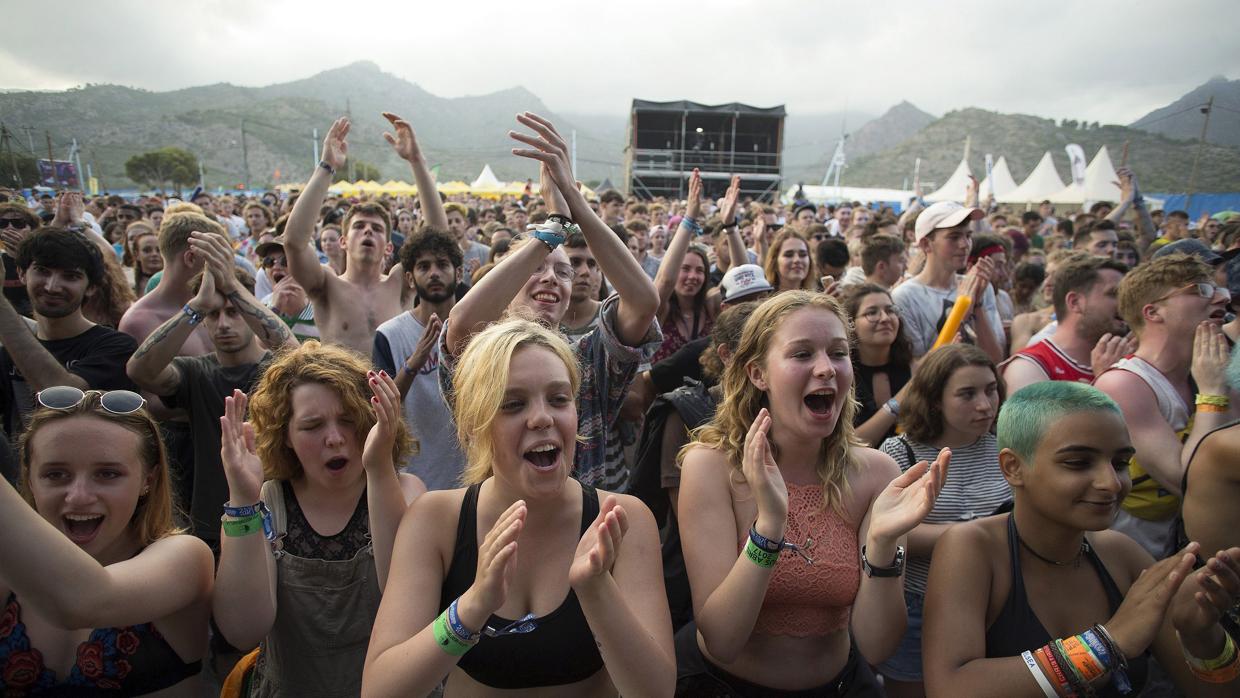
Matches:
[32,294,83,319]
[415,279,456,304]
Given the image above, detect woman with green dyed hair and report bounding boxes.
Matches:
[923,381,1240,697]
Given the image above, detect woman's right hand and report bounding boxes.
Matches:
[458,499,526,632]
[685,168,703,221]
[219,389,264,505]
[1105,543,1198,659]
[743,408,788,539]
[1191,322,1230,395]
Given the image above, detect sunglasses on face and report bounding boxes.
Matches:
[0,218,31,230]
[36,386,147,415]
[263,256,288,269]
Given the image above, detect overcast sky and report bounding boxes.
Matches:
[3,0,1234,124]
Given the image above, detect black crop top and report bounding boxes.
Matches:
[0,592,201,695]
[439,481,605,689]
[985,515,1148,696]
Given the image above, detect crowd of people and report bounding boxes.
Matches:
[0,109,1237,697]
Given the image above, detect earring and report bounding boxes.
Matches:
[140,487,150,496]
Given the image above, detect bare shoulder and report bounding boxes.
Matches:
[397,472,427,501]
[1092,367,1147,398]
[142,533,214,583]
[851,446,901,496]
[1193,422,1240,469]
[1088,528,1154,589]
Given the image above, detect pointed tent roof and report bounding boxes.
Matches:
[979,157,1019,201]
[998,152,1068,204]
[924,158,974,203]
[470,164,504,191]
[1047,146,1121,205]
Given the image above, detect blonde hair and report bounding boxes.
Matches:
[19,395,181,546]
[1118,253,1212,333]
[452,319,581,485]
[684,291,862,513]
[248,341,412,480]
[159,210,225,258]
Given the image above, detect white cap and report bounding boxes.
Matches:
[720,264,774,303]
[914,201,984,243]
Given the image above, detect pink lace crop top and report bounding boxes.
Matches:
[746,483,860,637]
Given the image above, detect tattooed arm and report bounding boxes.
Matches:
[125,299,203,397]
[224,287,298,351]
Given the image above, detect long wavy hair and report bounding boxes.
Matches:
[684,291,862,513]
[662,244,713,333]
[763,228,817,292]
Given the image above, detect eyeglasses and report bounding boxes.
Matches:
[263,256,288,269]
[860,306,899,322]
[0,217,31,230]
[1153,282,1230,304]
[531,263,574,283]
[36,386,147,415]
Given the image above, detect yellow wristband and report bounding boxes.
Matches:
[1198,404,1228,413]
[1195,394,1230,408]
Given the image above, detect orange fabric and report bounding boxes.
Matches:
[747,483,860,637]
[220,647,260,698]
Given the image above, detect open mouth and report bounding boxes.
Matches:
[803,389,836,416]
[523,444,561,471]
[64,514,104,543]
[532,292,560,304]
[1209,309,1227,322]
[325,456,349,472]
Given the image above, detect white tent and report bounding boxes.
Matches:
[469,164,504,191]
[998,152,1068,204]
[785,185,914,206]
[1046,146,1121,205]
[979,157,1019,201]
[924,158,974,202]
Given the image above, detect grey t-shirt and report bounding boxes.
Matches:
[372,312,466,490]
[892,276,1005,357]
[459,241,491,286]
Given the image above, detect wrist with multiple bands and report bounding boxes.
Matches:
[744,524,814,568]
[181,304,204,327]
[1196,393,1230,413]
[680,216,703,236]
[434,597,480,656]
[527,221,567,252]
[1028,625,1132,696]
[221,500,276,541]
[1179,630,1240,683]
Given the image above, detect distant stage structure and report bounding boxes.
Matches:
[623,99,785,201]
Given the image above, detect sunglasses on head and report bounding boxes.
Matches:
[0,217,31,230]
[36,386,147,415]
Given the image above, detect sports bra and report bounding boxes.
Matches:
[0,592,201,696]
[750,483,860,637]
[439,481,605,689]
[985,515,1148,696]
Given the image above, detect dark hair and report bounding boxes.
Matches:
[843,283,913,368]
[900,344,1004,443]
[816,238,849,270]
[1167,210,1189,221]
[0,202,41,230]
[1052,257,1129,319]
[860,234,905,275]
[1073,219,1116,249]
[970,233,1011,263]
[398,228,463,271]
[1055,219,1074,238]
[488,239,511,263]
[599,190,624,205]
[700,301,760,382]
[342,202,392,240]
[563,231,588,250]
[1013,261,1046,287]
[1021,211,1043,225]
[17,227,105,288]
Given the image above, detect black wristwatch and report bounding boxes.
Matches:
[861,544,905,578]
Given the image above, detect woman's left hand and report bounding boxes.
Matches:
[867,448,950,543]
[362,370,400,472]
[1170,547,1240,639]
[569,495,629,590]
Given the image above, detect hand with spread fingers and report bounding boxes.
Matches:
[1105,544,1199,658]
[508,112,575,196]
[458,500,526,631]
[569,495,630,589]
[867,448,951,544]
[1170,547,1240,639]
[321,117,350,173]
[382,112,424,163]
[1091,332,1137,377]
[220,390,264,505]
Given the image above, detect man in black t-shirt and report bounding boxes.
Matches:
[127,229,297,544]
[0,227,137,436]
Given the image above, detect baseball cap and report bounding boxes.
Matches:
[1151,238,1223,266]
[255,234,286,259]
[720,264,773,303]
[914,201,984,243]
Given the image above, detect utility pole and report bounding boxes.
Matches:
[312,128,319,170]
[571,129,577,177]
[71,138,84,192]
[346,98,355,182]
[1185,96,1213,214]
[0,124,20,186]
[241,119,251,191]
[23,127,35,156]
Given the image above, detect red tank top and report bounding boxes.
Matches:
[1008,337,1093,383]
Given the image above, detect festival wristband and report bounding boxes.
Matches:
[680,216,703,236]
[744,538,778,568]
[433,612,474,656]
[1023,650,1060,698]
[1195,394,1230,409]
[181,304,204,326]
[1062,634,1106,681]
[222,513,262,538]
[222,501,276,542]
[446,598,478,643]
[1197,404,1227,414]
[1179,630,1239,682]
[1092,624,1132,694]
[1036,647,1071,695]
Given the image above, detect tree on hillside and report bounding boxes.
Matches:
[125,147,198,193]
[333,159,381,183]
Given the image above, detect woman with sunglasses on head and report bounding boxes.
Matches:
[364,319,675,697]
[0,387,213,695]
[677,291,950,696]
[844,283,916,447]
[923,381,1240,696]
[212,342,424,697]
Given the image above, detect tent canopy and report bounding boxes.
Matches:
[925,158,974,203]
[1047,146,1120,205]
[785,185,914,210]
[470,164,504,191]
[979,157,1018,201]
[998,152,1067,204]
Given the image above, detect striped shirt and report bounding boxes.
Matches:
[879,433,1009,596]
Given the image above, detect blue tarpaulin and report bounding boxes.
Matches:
[1149,193,1240,219]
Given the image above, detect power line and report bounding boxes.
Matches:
[1129,102,1210,129]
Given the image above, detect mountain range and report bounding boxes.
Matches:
[0,62,1235,193]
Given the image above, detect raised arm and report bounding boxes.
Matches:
[1105,167,1136,224]
[362,370,425,590]
[212,390,279,651]
[383,112,447,232]
[0,474,213,630]
[719,175,749,270]
[443,228,553,356]
[653,169,704,319]
[0,292,86,390]
[189,230,297,351]
[510,112,659,345]
[285,118,350,297]
[126,272,218,396]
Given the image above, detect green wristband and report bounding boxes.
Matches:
[745,538,779,568]
[433,612,474,656]
[222,513,262,538]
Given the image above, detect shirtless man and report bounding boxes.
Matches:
[285,114,447,355]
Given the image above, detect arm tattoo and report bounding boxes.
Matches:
[227,291,294,348]
[132,312,189,361]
